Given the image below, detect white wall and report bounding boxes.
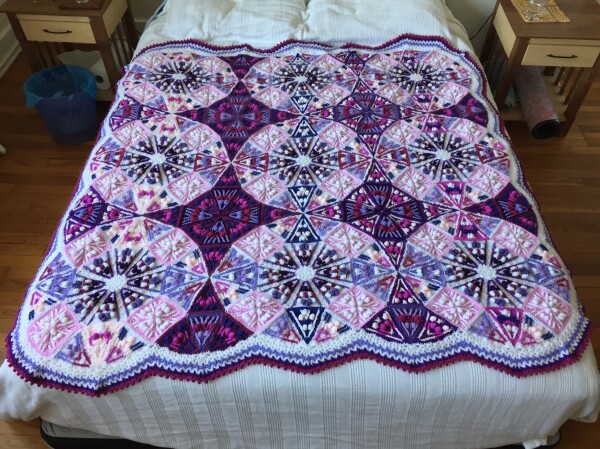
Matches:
[446,0,496,54]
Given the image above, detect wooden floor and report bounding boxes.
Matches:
[0,54,598,448]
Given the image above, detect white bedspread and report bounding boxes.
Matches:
[1,2,599,449]
[1,349,598,449]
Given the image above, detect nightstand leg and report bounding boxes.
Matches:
[494,38,528,108]
[7,13,42,73]
[560,58,600,136]
[479,3,500,64]
[90,17,121,91]
[123,0,139,50]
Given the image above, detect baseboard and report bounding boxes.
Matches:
[0,28,20,79]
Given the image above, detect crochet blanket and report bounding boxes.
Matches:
[7,38,591,395]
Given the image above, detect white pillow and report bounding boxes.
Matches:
[303,0,451,46]
[162,0,306,47]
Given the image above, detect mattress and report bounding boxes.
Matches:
[135,2,477,55]
[0,2,598,449]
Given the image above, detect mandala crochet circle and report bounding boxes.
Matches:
[7,38,591,395]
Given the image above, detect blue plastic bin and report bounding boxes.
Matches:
[24,65,98,145]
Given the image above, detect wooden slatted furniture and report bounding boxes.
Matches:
[481,0,600,136]
[0,0,138,101]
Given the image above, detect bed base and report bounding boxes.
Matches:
[40,420,560,449]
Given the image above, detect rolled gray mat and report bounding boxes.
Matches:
[514,66,561,139]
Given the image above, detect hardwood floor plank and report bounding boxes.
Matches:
[0,420,41,437]
[3,435,47,449]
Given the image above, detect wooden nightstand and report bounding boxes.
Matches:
[0,0,139,101]
[481,0,600,136]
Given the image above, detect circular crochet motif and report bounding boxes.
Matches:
[208,96,271,140]
[8,39,591,395]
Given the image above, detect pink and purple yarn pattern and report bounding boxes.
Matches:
[6,37,591,395]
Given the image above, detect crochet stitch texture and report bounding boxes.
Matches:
[6,37,591,395]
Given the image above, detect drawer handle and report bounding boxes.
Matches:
[546,54,578,59]
[42,29,73,35]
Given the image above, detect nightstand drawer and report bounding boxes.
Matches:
[18,16,95,44]
[522,44,600,68]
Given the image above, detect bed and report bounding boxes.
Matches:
[1,1,598,448]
